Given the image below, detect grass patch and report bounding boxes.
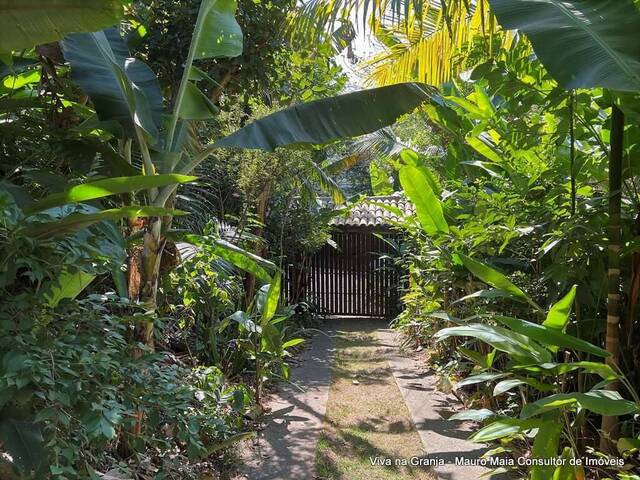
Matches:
[315,325,435,480]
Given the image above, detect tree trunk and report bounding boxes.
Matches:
[569,91,577,216]
[244,181,272,306]
[125,217,165,440]
[600,104,624,452]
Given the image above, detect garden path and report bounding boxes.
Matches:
[239,324,336,479]
[239,319,492,480]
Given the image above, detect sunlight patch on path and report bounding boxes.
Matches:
[239,326,335,480]
[316,320,436,480]
[379,328,493,480]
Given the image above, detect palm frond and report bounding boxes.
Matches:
[292,0,437,37]
[323,127,408,176]
[305,160,348,205]
[363,1,503,86]
[291,0,510,87]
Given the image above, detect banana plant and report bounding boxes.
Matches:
[55,0,437,342]
[0,174,194,300]
[219,273,304,407]
[437,257,640,479]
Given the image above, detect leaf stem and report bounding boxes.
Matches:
[165,0,209,151]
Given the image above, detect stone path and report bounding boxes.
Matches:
[378,328,491,480]
[239,326,335,479]
[240,319,494,480]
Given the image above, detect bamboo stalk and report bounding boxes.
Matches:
[600,104,624,452]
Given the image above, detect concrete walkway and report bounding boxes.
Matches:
[240,320,495,480]
[378,328,491,480]
[239,326,335,479]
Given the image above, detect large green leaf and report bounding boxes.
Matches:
[194,0,243,60]
[0,1,122,52]
[25,174,196,215]
[458,254,542,311]
[23,206,182,238]
[210,239,276,283]
[41,269,95,307]
[495,316,610,358]
[225,310,261,333]
[434,323,552,363]
[179,82,219,120]
[531,421,562,480]
[213,83,434,151]
[459,346,496,369]
[488,0,640,92]
[61,28,163,141]
[543,286,577,331]
[493,379,525,396]
[260,273,281,326]
[449,409,497,422]
[521,390,639,419]
[469,417,540,442]
[0,419,45,473]
[512,361,619,381]
[399,162,449,235]
[456,372,508,389]
[452,289,516,305]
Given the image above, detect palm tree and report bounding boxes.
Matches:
[292,0,507,86]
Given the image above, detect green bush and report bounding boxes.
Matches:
[0,296,248,479]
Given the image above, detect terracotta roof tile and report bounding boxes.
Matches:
[321,192,415,228]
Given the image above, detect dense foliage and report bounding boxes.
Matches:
[4,0,640,479]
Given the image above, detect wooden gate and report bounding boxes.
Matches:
[286,228,401,318]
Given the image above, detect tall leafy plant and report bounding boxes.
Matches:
[59,2,437,316]
[485,0,640,452]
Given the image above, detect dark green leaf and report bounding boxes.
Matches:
[61,28,163,141]
[179,82,219,120]
[434,323,552,363]
[213,83,434,151]
[521,390,639,418]
[0,419,45,473]
[488,0,640,91]
[458,254,541,311]
[210,239,276,283]
[512,361,618,381]
[495,316,610,358]
[469,417,540,442]
[0,1,122,52]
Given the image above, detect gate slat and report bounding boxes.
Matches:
[291,227,401,318]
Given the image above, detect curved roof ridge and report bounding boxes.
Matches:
[328,191,415,228]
